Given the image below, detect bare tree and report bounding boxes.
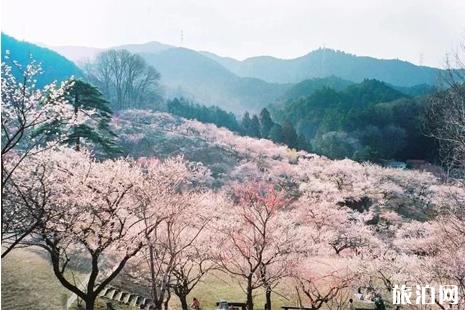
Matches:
[424,85,465,173]
[85,49,162,110]
[424,43,465,176]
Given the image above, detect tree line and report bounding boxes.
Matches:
[167,98,311,151]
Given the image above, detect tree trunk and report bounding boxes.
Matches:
[164,289,171,310]
[73,97,81,152]
[246,277,254,310]
[265,287,272,310]
[84,296,96,310]
[178,294,188,310]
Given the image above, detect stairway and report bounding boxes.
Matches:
[98,285,152,307]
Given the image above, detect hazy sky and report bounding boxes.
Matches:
[2,0,465,67]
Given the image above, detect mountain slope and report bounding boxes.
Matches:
[141,48,290,113]
[203,48,442,87]
[49,41,290,113]
[281,76,354,101]
[1,33,82,86]
[46,40,443,112]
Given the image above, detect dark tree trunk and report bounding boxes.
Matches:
[84,295,96,310]
[265,287,272,310]
[73,96,81,152]
[246,276,254,310]
[179,294,188,310]
[164,289,171,310]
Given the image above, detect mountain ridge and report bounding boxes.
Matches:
[48,40,444,88]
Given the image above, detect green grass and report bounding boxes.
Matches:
[173,272,296,310]
[69,299,139,310]
[1,248,71,310]
[2,249,375,310]
[2,248,139,310]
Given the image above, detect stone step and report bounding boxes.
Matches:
[98,284,151,307]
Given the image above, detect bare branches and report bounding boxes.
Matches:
[85,49,161,110]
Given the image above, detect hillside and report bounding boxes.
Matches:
[2,109,462,310]
[270,79,434,161]
[274,79,407,123]
[204,48,443,87]
[1,33,82,86]
[113,109,451,219]
[280,76,354,101]
[1,249,71,310]
[139,48,290,113]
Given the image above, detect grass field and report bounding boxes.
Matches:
[1,248,292,310]
[1,248,71,310]
[2,249,376,310]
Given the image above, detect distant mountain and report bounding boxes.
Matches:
[46,40,445,112]
[1,33,82,86]
[117,41,172,55]
[203,48,442,87]
[138,47,290,113]
[48,42,290,113]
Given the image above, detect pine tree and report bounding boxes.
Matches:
[269,124,284,143]
[297,134,311,151]
[241,112,252,136]
[282,121,298,149]
[250,115,261,138]
[38,78,120,155]
[259,108,274,138]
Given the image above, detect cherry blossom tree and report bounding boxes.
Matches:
[10,148,146,310]
[292,258,358,310]
[214,182,297,310]
[1,58,76,258]
[169,194,220,310]
[125,156,212,310]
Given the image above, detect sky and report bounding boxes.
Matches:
[2,0,465,68]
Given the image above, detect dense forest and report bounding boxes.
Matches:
[271,79,437,161]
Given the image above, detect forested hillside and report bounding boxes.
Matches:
[271,79,436,161]
[1,33,82,86]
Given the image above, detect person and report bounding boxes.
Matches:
[348,298,355,310]
[192,297,201,310]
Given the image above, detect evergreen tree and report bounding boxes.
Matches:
[282,121,298,149]
[250,115,261,138]
[38,79,119,155]
[269,124,284,143]
[259,108,274,138]
[241,112,252,136]
[297,134,311,151]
